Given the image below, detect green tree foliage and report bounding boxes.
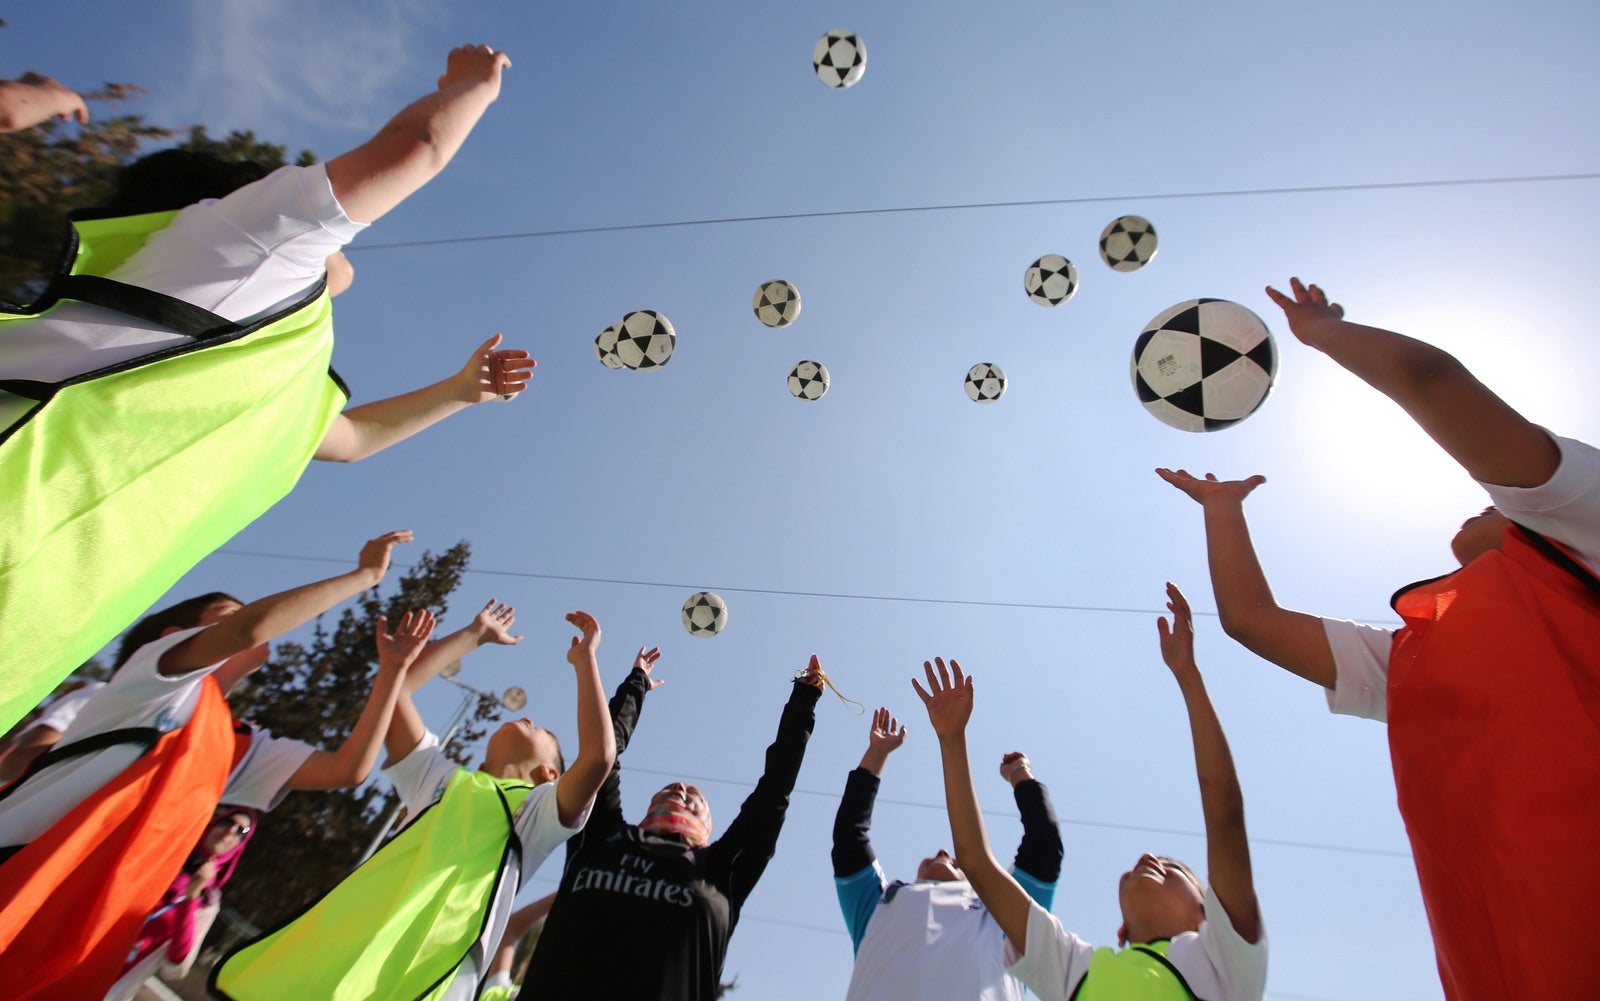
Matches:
[222,542,502,930]
[0,88,313,303]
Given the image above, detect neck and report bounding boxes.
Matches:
[479,759,536,783]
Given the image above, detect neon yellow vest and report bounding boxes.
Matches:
[1072,941,1198,1001]
[212,770,535,1001]
[0,208,344,732]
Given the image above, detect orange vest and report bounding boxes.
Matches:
[1388,525,1600,1001]
[0,676,245,1001]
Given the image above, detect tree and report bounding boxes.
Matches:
[221,542,500,931]
[0,88,313,303]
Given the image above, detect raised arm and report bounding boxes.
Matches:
[286,609,434,790]
[0,72,88,132]
[575,648,660,845]
[158,531,412,677]
[1268,278,1559,488]
[553,611,617,828]
[1155,469,1336,689]
[1003,752,1064,908]
[323,43,510,224]
[915,658,1034,951]
[716,656,824,905]
[314,334,536,462]
[384,600,522,763]
[833,707,905,877]
[1158,583,1262,944]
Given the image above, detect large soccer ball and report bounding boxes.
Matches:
[614,310,676,371]
[1131,299,1277,432]
[1099,216,1158,272]
[1024,255,1078,306]
[964,363,1007,403]
[813,30,866,89]
[594,324,622,369]
[754,279,802,328]
[788,360,830,401]
[682,591,728,638]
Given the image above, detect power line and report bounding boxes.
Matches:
[349,171,1600,253]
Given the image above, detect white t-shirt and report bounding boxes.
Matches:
[2,163,366,384]
[846,878,1026,1001]
[1321,433,1600,722]
[29,681,106,733]
[1005,887,1267,1001]
[0,627,313,847]
[383,731,588,1001]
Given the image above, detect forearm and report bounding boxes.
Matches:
[1178,672,1261,941]
[938,734,1031,946]
[1012,779,1063,883]
[294,668,404,789]
[0,79,67,132]
[368,80,499,186]
[832,768,880,876]
[556,654,616,827]
[318,377,471,463]
[172,566,379,671]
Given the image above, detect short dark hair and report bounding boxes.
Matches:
[114,591,243,668]
[105,149,271,214]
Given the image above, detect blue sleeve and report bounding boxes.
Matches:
[834,861,886,954]
[1011,866,1057,911]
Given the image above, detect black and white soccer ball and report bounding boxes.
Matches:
[614,310,676,371]
[788,360,830,401]
[754,279,802,328]
[594,324,623,369]
[1099,216,1158,272]
[964,363,1007,403]
[1131,299,1277,432]
[682,591,728,638]
[813,30,866,89]
[1024,255,1078,306]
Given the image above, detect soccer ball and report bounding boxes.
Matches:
[788,360,830,401]
[964,363,1007,403]
[594,324,622,369]
[754,279,802,328]
[682,591,728,638]
[1024,255,1078,306]
[1099,216,1158,272]
[1131,298,1277,432]
[813,30,866,89]
[614,310,676,371]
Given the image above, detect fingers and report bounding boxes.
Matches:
[1263,285,1292,309]
[1165,582,1192,617]
[376,614,390,641]
[911,677,932,703]
[950,658,966,690]
[923,660,941,695]
[477,332,504,354]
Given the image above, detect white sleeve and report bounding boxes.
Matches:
[1319,618,1393,722]
[382,731,460,818]
[1483,433,1600,575]
[511,780,589,890]
[29,683,105,734]
[1003,898,1096,1001]
[222,730,317,811]
[1195,886,1268,1001]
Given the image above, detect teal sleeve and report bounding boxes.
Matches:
[834,861,886,954]
[1012,866,1057,911]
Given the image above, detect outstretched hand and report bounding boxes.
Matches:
[437,44,512,96]
[474,599,523,646]
[1155,468,1266,507]
[377,609,437,675]
[999,751,1035,786]
[1265,277,1346,347]
[635,645,665,690]
[1157,582,1201,681]
[358,530,413,582]
[912,657,973,739]
[565,610,601,668]
[456,333,537,403]
[868,707,908,754]
[797,653,825,688]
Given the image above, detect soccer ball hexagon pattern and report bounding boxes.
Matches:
[1131,298,1277,432]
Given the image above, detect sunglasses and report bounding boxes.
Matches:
[215,818,251,838]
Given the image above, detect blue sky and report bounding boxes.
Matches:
[11,2,1600,997]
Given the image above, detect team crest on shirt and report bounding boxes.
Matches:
[154,707,180,732]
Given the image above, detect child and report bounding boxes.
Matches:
[211,608,615,1001]
[915,584,1266,1001]
[833,707,1062,1001]
[0,43,534,735]
[1157,277,1599,999]
[519,652,824,1001]
[0,531,432,1001]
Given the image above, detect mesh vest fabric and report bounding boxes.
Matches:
[212,770,533,1001]
[0,209,345,733]
[0,676,237,1001]
[1387,527,1600,1001]
[1072,941,1197,1001]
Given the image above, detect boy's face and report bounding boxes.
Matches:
[1117,854,1205,945]
[1450,505,1509,566]
[488,718,560,775]
[916,849,964,883]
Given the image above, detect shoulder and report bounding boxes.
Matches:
[1175,887,1268,1000]
[1003,899,1095,1001]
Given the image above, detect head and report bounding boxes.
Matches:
[107,149,354,298]
[199,808,256,860]
[114,592,244,668]
[640,782,713,848]
[915,848,964,883]
[483,718,564,784]
[1116,854,1205,947]
[1451,505,1511,566]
